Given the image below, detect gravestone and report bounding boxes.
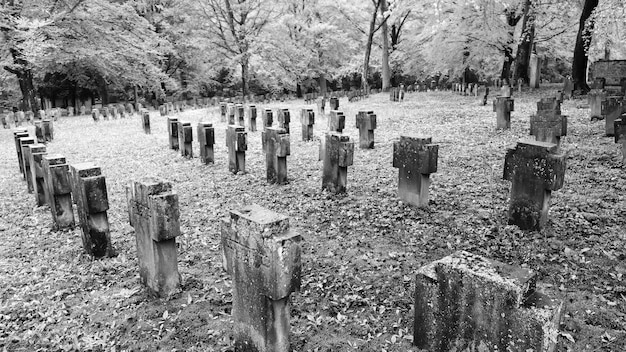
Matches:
[70,163,113,257]
[588,82,606,120]
[125,103,134,116]
[38,109,46,120]
[159,105,168,116]
[15,111,25,126]
[226,125,247,174]
[262,109,273,129]
[1,114,8,129]
[25,111,34,122]
[329,97,339,110]
[503,139,566,230]
[142,111,151,134]
[247,105,257,132]
[167,117,179,150]
[197,122,215,164]
[127,177,181,297]
[317,97,326,115]
[601,97,624,136]
[228,104,236,125]
[414,251,563,352]
[262,127,290,184]
[91,108,100,121]
[356,111,376,149]
[221,204,301,352]
[615,116,626,163]
[300,108,315,142]
[493,96,514,130]
[277,108,290,133]
[322,132,354,193]
[329,110,345,132]
[42,120,53,142]
[34,121,45,143]
[68,106,74,116]
[19,137,36,190]
[392,136,438,207]
[80,105,87,116]
[530,97,567,146]
[177,121,193,158]
[529,53,541,88]
[13,130,30,176]
[42,154,74,229]
[220,102,227,122]
[27,144,47,205]
[236,104,245,127]
[101,106,110,120]
[119,104,127,118]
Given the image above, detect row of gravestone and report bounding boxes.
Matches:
[586,77,626,162]
[1,109,64,129]
[10,114,564,352]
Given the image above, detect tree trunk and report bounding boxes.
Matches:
[241,58,249,98]
[380,0,391,91]
[513,0,534,83]
[15,69,37,113]
[572,0,599,93]
[319,74,327,96]
[501,48,515,81]
[362,2,380,90]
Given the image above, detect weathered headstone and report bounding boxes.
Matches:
[13,129,30,175]
[19,137,36,189]
[101,106,110,120]
[529,53,541,88]
[42,154,74,229]
[530,98,567,145]
[159,105,168,116]
[142,110,151,134]
[34,121,45,143]
[27,144,47,205]
[247,105,257,132]
[227,104,236,125]
[70,163,113,257]
[221,204,301,352]
[38,109,47,120]
[91,108,100,121]
[503,139,566,230]
[329,110,345,133]
[1,114,8,129]
[414,250,563,352]
[235,104,245,127]
[615,116,626,163]
[588,80,606,120]
[277,108,290,134]
[110,106,119,119]
[220,102,228,122]
[322,132,354,193]
[226,125,247,174]
[601,97,624,136]
[392,136,438,207]
[300,108,315,142]
[67,106,74,116]
[14,111,24,126]
[262,109,273,129]
[167,117,179,150]
[80,105,86,116]
[493,96,514,130]
[126,103,135,116]
[329,97,339,111]
[197,122,215,164]
[42,119,53,142]
[118,104,127,118]
[177,121,193,158]
[126,177,181,297]
[317,97,326,115]
[262,127,290,184]
[356,111,376,149]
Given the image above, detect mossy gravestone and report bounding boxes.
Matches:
[262,127,290,184]
[530,97,567,146]
[42,154,75,229]
[356,110,376,149]
[392,136,438,207]
[322,132,354,193]
[221,204,301,352]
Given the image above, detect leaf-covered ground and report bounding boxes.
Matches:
[1,87,625,351]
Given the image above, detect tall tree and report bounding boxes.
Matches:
[380,0,391,90]
[572,0,598,92]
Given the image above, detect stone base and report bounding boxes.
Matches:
[398,168,430,207]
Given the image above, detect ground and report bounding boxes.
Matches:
[0,87,625,351]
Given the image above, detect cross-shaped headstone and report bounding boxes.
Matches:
[356,111,377,149]
[493,96,514,130]
[247,105,257,132]
[177,121,193,158]
[329,97,339,110]
[167,117,179,150]
[42,120,53,142]
[262,109,273,129]
[226,125,247,174]
[127,177,181,297]
[503,139,566,230]
[198,122,215,165]
[392,136,438,207]
[300,108,315,141]
[221,204,301,352]
[235,104,245,127]
[220,102,227,122]
[601,97,624,136]
[26,144,47,205]
[19,137,36,188]
[227,104,236,125]
[91,108,100,121]
[322,132,354,193]
[262,127,290,184]
[329,110,345,132]
[530,97,567,146]
[277,108,291,134]
[142,111,151,134]
[42,154,74,229]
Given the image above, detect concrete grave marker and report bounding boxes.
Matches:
[221,204,301,352]
[262,127,290,184]
[530,97,567,146]
[503,140,566,230]
[329,110,345,132]
[42,120,53,142]
[19,137,36,189]
[142,111,151,134]
[70,163,113,257]
[392,136,438,207]
[26,144,47,204]
[235,104,245,127]
[91,108,100,121]
[35,121,45,143]
[226,125,247,174]
[329,97,339,110]
[197,122,215,164]
[227,104,236,125]
[262,109,273,129]
[13,129,29,175]
[493,96,514,130]
[42,154,74,229]
[300,108,315,141]
[414,251,563,352]
[167,117,179,150]
[322,132,354,193]
[127,177,181,297]
[601,97,624,136]
[247,105,257,132]
[588,87,606,120]
[356,111,376,149]
[277,108,291,134]
[177,121,193,158]
[220,102,228,122]
[615,115,626,163]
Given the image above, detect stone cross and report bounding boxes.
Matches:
[226,125,247,174]
[159,105,168,116]
[601,97,624,136]
[142,111,151,134]
[588,89,606,120]
[329,97,339,110]
[126,103,135,116]
[356,111,376,149]
[42,154,74,229]
[91,108,100,121]
[221,204,301,352]
[127,177,181,297]
[530,97,567,145]
[227,104,236,125]
[197,122,215,164]
[19,137,36,190]
[503,140,566,230]
[236,104,245,127]
[13,129,29,175]
[277,108,291,134]
[392,136,438,207]
[322,132,354,193]
[101,106,110,120]
[329,110,345,133]
[615,116,626,163]
[35,121,45,143]
[317,97,326,115]
[27,144,47,205]
[493,96,514,130]
[247,105,257,132]
[262,127,290,184]
[70,163,113,257]
[414,251,563,352]
[300,108,315,141]
[262,109,273,129]
[220,102,228,122]
[167,117,179,150]
[177,121,193,158]
[42,120,53,142]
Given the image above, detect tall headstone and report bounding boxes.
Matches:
[329,110,345,133]
[493,96,514,130]
[247,105,257,132]
[42,154,74,229]
[221,204,301,352]
[19,137,36,190]
[530,97,567,146]
[322,132,354,193]
[177,121,193,158]
[226,125,247,174]
[197,122,215,164]
[42,119,53,142]
[27,144,47,205]
[142,111,151,134]
[13,129,29,175]
[262,109,273,129]
[235,104,245,127]
[601,97,624,136]
[262,127,290,184]
[126,177,181,297]
[529,53,541,88]
[227,104,236,125]
[356,111,376,149]
[220,102,228,122]
[414,251,563,352]
[277,108,291,134]
[70,163,113,257]
[329,97,339,110]
[167,117,179,150]
[300,108,315,142]
[34,121,45,143]
[392,136,438,207]
[615,116,626,163]
[588,79,606,120]
[503,140,566,230]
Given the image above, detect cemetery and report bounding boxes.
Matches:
[1,0,626,351]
